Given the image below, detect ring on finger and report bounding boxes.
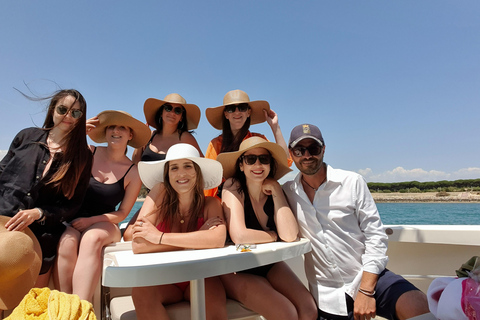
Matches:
[139,222,143,227]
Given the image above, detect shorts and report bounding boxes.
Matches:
[317,269,420,320]
[237,263,274,278]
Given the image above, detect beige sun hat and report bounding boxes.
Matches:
[0,216,42,310]
[88,110,151,148]
[205,89,270,130]
[138,143,223,190]
[144,93,201,131]
[216,136,291,180]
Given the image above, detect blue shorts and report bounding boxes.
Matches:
[317,269,420,320]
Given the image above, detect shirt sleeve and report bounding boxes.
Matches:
[204,138,221,198]
[355,175,389,274]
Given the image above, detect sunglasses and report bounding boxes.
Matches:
[224,103,249,113]
[163,104,184,115]
[242,154,271,165]
[291,144,323,157]
[55,106,83,119]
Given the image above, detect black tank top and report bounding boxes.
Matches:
[243,193,277,232]
[140,131,167,162]
[77,148,135,217]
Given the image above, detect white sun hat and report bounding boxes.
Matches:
[138,143,223,190]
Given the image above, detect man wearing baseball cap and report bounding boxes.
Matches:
[283,124,430,320]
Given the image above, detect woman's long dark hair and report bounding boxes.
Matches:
[157,161,205,232]
[42,89,92,199]
[230,150,277,195]
[220,112,251,153]
[154,104,192,139]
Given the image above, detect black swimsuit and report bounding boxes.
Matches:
[238,193,277,277]
[140,131,167,162]
[77,148,134,217]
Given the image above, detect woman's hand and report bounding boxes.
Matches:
[70,217,95,232]
[5,208,40,231]
[262,178,282,198]
[86,116,100,134]
[199,216,224,231]
[264,108,279,131]
[132,218,162,244]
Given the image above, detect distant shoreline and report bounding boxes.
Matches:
[372,192,480,203]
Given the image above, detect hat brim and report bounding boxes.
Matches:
[144,98,201,131]
[205,100,270,130]
[216,137,291,180]
[0,216,42,310]
[138,157,223,190]
[88,110,151,148]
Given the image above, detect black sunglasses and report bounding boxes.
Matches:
[291,144,323,157]
[242,154,271,165]
[224,103,249,113]
[55,106,83,119]
[163,104,184,115]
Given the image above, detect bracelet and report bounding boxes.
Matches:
[159,232,164,244]
[358,288,376,297]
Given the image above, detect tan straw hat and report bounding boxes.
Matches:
[0,216,42,310]
[88,110,151,148]
[144,93,201,131]
[138,143,223,190]
[216,136,291,180]
[205,89,270,130]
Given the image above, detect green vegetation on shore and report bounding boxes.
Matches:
[368,178,480,193]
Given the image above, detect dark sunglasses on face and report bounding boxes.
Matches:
[242,154,271,165]
[224,103,249,113]
[55,106,83,119]
[291,144,323,157]
[163,104,184,115]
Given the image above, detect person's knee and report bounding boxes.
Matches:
[58,235,79,257]
[395,290,430,320]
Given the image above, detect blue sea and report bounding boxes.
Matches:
[121,202,480,226]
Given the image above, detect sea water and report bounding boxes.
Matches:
[121,202,480,225]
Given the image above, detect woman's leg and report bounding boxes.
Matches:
[220,271,299,320]
[132,284,183,320]
[267,261,318,320]
[184,277,227,320]
[72,222,120,301]
[54,226,81,293]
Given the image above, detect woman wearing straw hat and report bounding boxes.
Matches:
[0,89,92,292]
[204,89,292,198]
[132,93,203,163]
[217,137,318,320]
[130,143,227,320]
[53,110,150,303]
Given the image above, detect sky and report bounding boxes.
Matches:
[1,1,479,184]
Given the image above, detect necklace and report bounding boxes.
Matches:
[302,176,325,192]
[179,210,191,224]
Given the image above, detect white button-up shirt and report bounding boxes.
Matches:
[283,165,388,316]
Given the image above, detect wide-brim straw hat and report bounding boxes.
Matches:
[144,93,201,131]
[138,143,223,190]
[88,110,151,148]
[216,136,291,180]
[205,89,270,130]
[0,216,42,310]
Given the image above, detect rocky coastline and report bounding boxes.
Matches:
[372,192,480,203]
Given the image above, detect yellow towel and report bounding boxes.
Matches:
[5,288,96,320]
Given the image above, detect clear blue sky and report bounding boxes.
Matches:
[1,1,479,183]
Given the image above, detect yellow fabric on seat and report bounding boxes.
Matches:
[5,288,96,320]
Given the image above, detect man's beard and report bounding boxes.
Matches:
[298,157,323,175]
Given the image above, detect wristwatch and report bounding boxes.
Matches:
[36,208,46,224]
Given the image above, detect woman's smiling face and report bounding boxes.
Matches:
[168,159,197,193]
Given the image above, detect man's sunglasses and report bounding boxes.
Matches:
[163,104,184,115]
[241,154,271,165]
[55,106,83,119]
[291,144,323,157]
[224,103,249,113]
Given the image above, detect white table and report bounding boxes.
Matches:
[102,238,311,320]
